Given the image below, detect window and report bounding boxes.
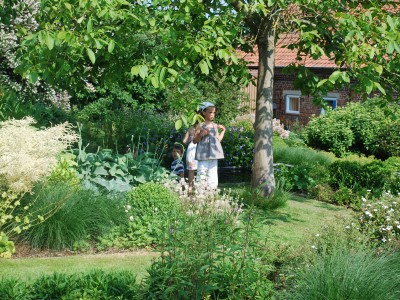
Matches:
[320,97,337,115]
[285,95,301,114]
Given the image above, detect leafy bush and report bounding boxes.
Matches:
[72,132,168,193]
[77,106,175,153]
[223,117,292,169]
[286,248,400,300]
[19,183,126,250]
[273,146,334,193]
[329,157,400,199]
[0,270,141,300]
[223,124,254,168]
[142,183,274,299]
[304,99,400,159]
[99,182,182,248]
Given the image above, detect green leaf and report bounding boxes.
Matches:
[167,68,178,77]
[375,65,383,75]
[107,40,115,53]
[175,119,183,130]
[366,80,373,94]
[131,65,140,76]
[150,76,159,88]
[341,71,350,83]
[87,18,93,33]
[159,67,166,82]
[182,114,188,127]
[317,79,328,88]
[45,34,54,50]
[387,15,395,30]
[98,8,108,17]
[64,2,72,10]
[199,60,209,75]
[77,16,85,24]
[328,71,341,83]
[374,82,386,95]
[387,41,395,54]
[139,65,148,79]
[149,18,156,27]
[93,166,109,176]
[57,31,67,40]
[29,72,39,84]
[86,48,96,64]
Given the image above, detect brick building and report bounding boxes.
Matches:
[239,34,358,128]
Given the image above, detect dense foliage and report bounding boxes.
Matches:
[305,100,400,158]
[0,270,141,299]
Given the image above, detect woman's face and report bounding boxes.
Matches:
[202,107,216,121]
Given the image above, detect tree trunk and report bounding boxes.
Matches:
[251,28,275,196]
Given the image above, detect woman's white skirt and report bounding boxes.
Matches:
[186,142,198,170]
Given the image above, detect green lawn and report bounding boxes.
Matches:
[263,194,352,246]
[0,250,157,283]
[0,195,351,282]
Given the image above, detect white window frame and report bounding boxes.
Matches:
[285,94,301,114]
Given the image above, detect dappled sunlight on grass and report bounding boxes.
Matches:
[259,194,352,247]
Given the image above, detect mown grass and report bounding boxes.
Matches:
[0,192,351,283]
[262,194,351,246]
[0,251,157,283]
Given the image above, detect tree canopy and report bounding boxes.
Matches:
[3,0,400,195]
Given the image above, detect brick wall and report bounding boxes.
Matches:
[241,67,359,129]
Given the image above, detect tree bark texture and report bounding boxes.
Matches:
[251,28,276,196]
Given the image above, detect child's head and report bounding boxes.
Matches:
[172,143,184,160]
[201,102,216,122]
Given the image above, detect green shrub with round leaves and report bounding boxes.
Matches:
[305,99,400,159]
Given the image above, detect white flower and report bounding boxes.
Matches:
[382,238,387,243]
[126,205,131,210]
[311,245,317,250]
[365,211,373,217]
[315,234,320,237]
[129,216,134,221]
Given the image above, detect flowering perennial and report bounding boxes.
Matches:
[357,192,400,245]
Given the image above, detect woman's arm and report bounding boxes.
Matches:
[182,129,190,144]
[217,124,226,141]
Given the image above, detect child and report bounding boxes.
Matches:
[170,143,185,179]
[182,119,200,188]
[193,102,226,189]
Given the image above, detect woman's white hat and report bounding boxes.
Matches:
[200,101,215,111]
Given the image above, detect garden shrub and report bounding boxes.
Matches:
[273,146,334,193]
[308,184,335,203]
[223,116,292,169]
[19,183,126,250]
[329,157,399,199]
[142,182,274,299]
[332,185,359,207]
[304,99,400,159]
[72,132,168,193]
[99,182,182,249]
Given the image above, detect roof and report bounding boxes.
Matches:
[238,33,337,69]
[238,1,400,69]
